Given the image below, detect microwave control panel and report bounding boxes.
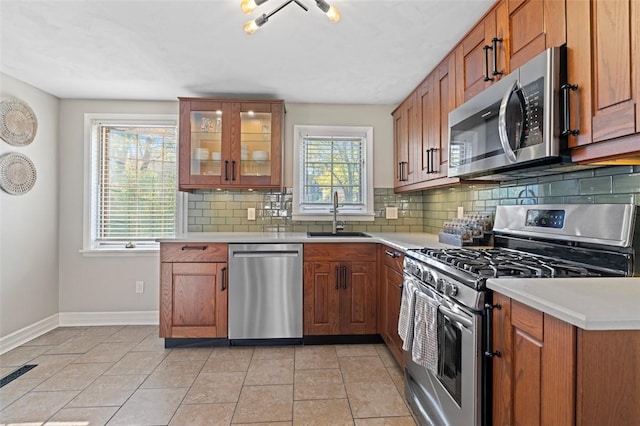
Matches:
[522,77,544,147]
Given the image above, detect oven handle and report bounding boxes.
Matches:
[438,304,473,329]
[484,303,502,358]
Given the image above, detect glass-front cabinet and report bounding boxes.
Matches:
[178,98,283,190]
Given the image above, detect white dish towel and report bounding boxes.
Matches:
[398,279,417,351]
[411,291,440,376]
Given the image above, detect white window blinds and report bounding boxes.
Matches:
[94,122,177,243]
[300,136,364,208]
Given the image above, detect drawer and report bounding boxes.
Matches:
[304,243,377,262]
[381,245,404,272]
[160,242,228,263]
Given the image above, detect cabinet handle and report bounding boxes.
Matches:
[400,161,408,181]
[224,160,229,181]
[398,162,403,181]
[335,266,340,290]
[231,160,236,181]
[426,148,432,174]
[385,250,400,258]
[483,44,494,82]
[398,284,403,309]
[431,148,438,173]
[491,37,504,77]
[181,245,207,251]
[484,303,502,358]
[342,265,348,289]
[221,267,227,291]
[560,83,580,137]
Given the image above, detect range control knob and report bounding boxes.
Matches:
[447,283,458,297]
[436,278,446,292]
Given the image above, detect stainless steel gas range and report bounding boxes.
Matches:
[400,204,639,426]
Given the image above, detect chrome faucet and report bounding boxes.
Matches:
[332,190,340,234]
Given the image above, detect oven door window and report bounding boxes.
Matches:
[438,311,462,406]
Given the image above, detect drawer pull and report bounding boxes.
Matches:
[181,245,207,251]
[385,250,400,258]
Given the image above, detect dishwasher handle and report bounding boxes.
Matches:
[232,250,301,258]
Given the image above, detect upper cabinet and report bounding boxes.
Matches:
[455,2,508,103]
[178,98,284,190]
[455,0,566,104]
[392,93,420,189]
[567,0,640,163]
[506,0,566,70]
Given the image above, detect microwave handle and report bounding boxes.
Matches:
[498,80,524,163]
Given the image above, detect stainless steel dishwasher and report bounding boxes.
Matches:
[228,243,303,341]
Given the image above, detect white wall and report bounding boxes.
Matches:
[0,73,60,337]
[284,103,395,188]
[57,100,178,314]
[57,100,395,315]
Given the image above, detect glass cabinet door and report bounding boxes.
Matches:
[240,110,272,179]
[190,109,223,178]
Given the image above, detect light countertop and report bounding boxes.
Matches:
[159,232,451,252]
[487,277,640,331]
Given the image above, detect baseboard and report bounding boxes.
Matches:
[58,311,159,326]
[0,311,160,355]
[0,314,59,355]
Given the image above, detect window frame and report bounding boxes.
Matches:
[82,113,184,255]
[292,124,374,221]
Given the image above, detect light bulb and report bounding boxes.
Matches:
[244,19,260,34]
[240,0,258,14]
[325,5,340,23]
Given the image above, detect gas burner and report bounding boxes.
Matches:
[414,247,600,280]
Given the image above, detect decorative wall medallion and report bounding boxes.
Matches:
[0,98,38,146]
[0,152,37,195]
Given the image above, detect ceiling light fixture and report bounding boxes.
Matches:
[241,0,341,35]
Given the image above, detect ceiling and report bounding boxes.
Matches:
[0,0,494,105]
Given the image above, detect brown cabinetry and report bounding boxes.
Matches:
[303,244,377,335]
[392,93,419,189]
[159,243,228,338]
[379,245,404,367]
[178,98,283,190]
[567,0,640,163]
[492,292,640,425]
[455,3,508,103]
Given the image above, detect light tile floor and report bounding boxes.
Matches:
[0,325,417,425]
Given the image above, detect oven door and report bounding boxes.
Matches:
[404,283,483,426]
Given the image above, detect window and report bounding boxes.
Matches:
[293,125,374,220]
[83,114,180,253]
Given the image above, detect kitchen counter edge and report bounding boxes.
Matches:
[158,232,451,252]
[487,277,640,331]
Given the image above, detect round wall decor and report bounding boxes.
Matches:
[0,98,38,146]
[0,152,37,195]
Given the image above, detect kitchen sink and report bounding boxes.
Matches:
[307,231,371,237]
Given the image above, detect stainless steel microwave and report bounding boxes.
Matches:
[448,46,569,180]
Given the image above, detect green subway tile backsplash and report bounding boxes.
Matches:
[186,167,640,234]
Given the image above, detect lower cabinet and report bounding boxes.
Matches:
[303,244,377,335]
[379,245,405,366]
[492,292,640,425]
[159,243,228,338]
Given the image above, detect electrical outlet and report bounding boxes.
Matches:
[136,281,144,293]
[386,206,398,220]
[457,206,464,219]
[247,207,256,221]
